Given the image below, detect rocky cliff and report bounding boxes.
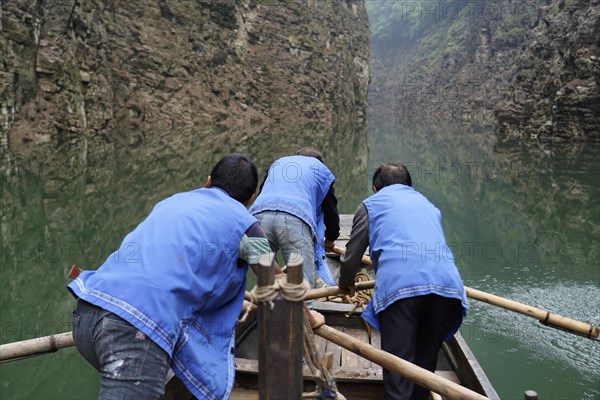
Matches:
[0,2,371,327]
[367,0,599,141]
[1,0,370,168]
[367,0,539,128]
[495,0,600,141]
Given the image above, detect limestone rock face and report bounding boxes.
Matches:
[367,0,599,140]
[368,0,541,129]
[495,0,600,141]
[1,0,370,161]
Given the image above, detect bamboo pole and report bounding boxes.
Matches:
[331,246,600,340]
[0,332,74,363]
[303,280,374,300]
[465,287,599,339]
[314,324,488,400]
[1,281,373,363]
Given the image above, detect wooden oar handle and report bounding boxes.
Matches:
[331,246,372,266]
[0,332,74,363]
[303,281,375,300]
[244,281,375,304]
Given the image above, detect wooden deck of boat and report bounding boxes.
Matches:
[233,326,460,400]
[233,301,466,400]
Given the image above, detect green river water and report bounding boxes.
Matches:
[1,120,598,399]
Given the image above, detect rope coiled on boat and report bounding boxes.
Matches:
[326,271,373,314]
[325,271,373,340]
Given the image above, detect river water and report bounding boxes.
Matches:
[1,120,599,399]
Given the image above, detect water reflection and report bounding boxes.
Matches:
[368,119,600,400]
[0,122,368,399]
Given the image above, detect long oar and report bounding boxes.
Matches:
[0,299,260,364]
[2,284,377,364]
[0,332,74,363]
[331,246,600,341]
[314,324,488,400]
[0,283,374,364]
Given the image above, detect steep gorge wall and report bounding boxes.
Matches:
[367,0,599,141]
[0,1,370,304]
[495,0,600,140]
[1,0,370,165]
[368,0,539,128]
[1,5,372,395]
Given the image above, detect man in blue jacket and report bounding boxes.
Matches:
[250,147,340,295]
[338,161,468,400]
[67,153,277,400]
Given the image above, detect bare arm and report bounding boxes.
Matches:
[241,222,282,275]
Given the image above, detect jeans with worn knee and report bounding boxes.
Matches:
[71,300,170,400]
[255,211,318,288]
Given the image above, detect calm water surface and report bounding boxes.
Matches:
[1,121,599,399]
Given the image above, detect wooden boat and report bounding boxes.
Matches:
[165,300,497,399]
[166,215,499,399]
[231,302,498,400]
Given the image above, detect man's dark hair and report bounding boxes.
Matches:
[296,147,324,163]
[210,153,258,203]
[372,161,412,191]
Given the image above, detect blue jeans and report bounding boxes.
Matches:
[71,300,170,400]
[255,211,318,288]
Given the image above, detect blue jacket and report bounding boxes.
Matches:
[68,187,257,400]
[362,184,468,339]
[250,155,336,284]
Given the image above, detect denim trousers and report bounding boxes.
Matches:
[71,300,170,400]
[254,211,318,289]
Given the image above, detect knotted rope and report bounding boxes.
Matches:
[345,271,373,313]
[326,272,373,315]
[325,271,373,340]
[239,274,309,322]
